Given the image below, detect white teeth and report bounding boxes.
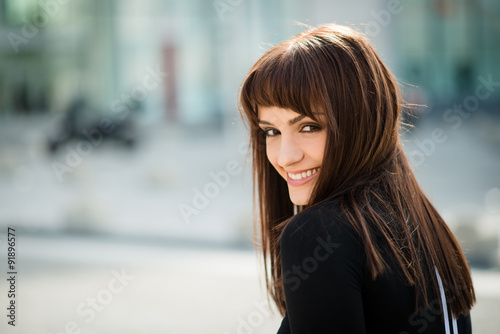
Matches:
[288,168,319,180]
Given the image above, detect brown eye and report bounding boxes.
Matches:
[301,124,321,133]
[264,129,280,137]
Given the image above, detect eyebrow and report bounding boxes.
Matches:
[258,115,306,126]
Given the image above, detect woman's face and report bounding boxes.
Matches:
[258,106,326,205]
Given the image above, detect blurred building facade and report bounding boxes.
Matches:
[394,0,500,109]
[1,0,498,126]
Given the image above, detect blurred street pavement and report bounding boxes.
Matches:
[0,233,283,334]
[0,234,499,333]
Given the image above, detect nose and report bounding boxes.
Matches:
[276,134,304,169]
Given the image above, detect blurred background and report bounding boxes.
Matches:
[0,0,499,333]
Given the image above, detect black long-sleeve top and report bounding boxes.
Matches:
[276,198,472,333]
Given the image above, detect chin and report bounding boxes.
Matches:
[289,188,313,206]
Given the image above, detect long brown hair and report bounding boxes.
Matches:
[238,23,475,318]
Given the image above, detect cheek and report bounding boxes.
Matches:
[307,134,327,164]
[315,142,326,164]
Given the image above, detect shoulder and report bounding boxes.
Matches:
[280,198,365,267]
[279,198,367,293]
[281,199,359,248]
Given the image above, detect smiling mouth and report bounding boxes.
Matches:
[285,168,320,187]
[287,168,319,180]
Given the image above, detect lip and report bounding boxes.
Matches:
[285,167,320,187]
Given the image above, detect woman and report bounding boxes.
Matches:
[238,23,475,333]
